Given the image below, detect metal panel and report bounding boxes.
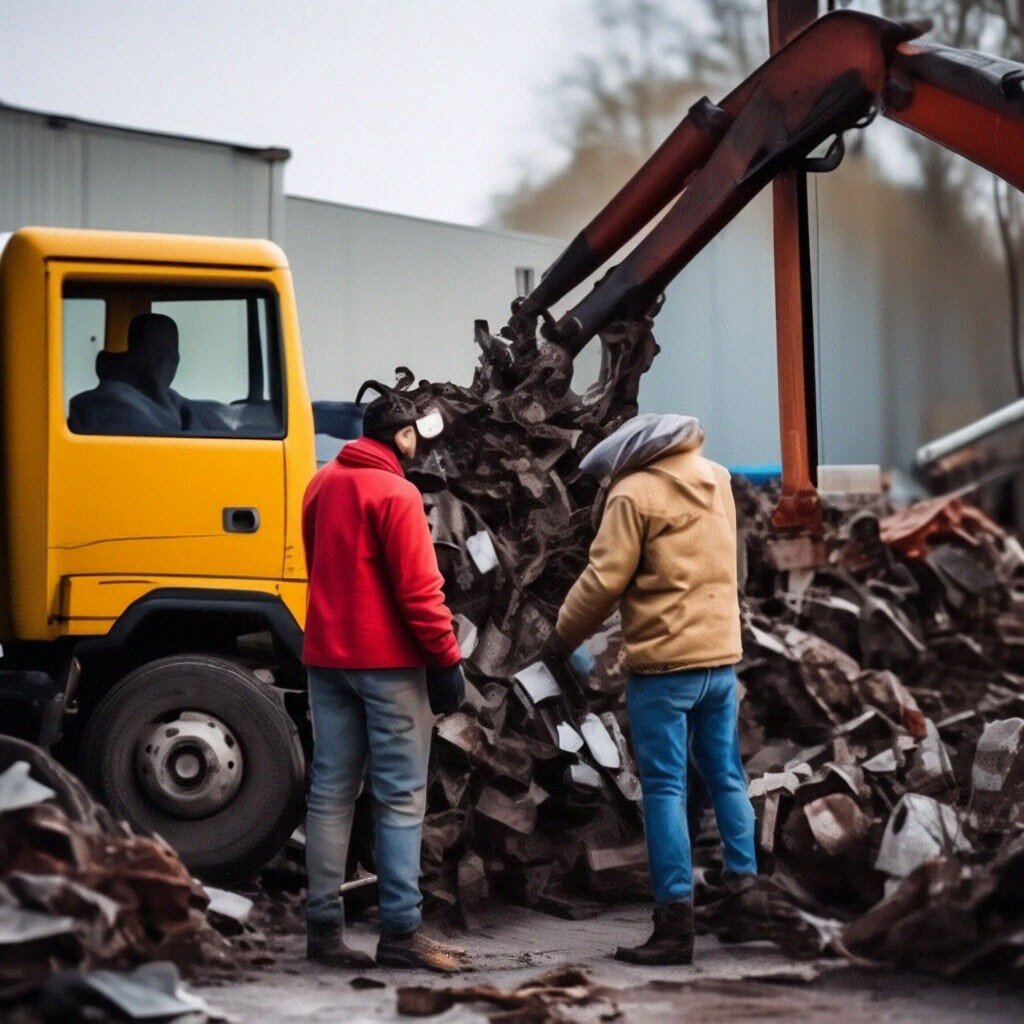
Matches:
[82,131,273,237]
[0,108,84,229]
[636,191,782,468]
[1,104,280,240]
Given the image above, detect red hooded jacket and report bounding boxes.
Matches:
[301,437,461,669]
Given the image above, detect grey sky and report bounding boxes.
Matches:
[0,1,588,226]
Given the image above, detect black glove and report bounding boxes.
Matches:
[425,661,467,715]
[539,630,572,666]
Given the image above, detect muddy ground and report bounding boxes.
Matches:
[196,903,1024,1023]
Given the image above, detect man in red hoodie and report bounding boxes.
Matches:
[302,388,467,973]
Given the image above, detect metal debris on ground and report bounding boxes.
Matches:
[396,965,614,1021]
[731,478,1024,977]
[36,961,230,1023]
[203,888,255,937]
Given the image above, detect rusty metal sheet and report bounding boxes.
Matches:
[475,784,547,836]
[764,536,830,571]
[880,496,1004,558]
[802,794,873,857]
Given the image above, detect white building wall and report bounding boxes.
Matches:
[814,159,1010,471]
[285,196,595,401]
[637,192,781,467]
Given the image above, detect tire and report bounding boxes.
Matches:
[80,654,305,883]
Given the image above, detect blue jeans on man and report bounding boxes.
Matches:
[626,664,757,903]
[305,666,434,935]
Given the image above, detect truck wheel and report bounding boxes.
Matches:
[80,654,305,883]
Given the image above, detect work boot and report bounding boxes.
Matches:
[615,900,694,965]
[306,918,375,968]
[376,930,468,973]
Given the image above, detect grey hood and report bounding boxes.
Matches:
[579,413,705,481]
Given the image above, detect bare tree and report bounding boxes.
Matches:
[491,0,764,229]
[994,178,1024,395]
[875,0,1024,394]
[549,0,701,161]
[976,2,1024,394]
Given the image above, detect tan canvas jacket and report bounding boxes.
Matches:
[556,446,742,673]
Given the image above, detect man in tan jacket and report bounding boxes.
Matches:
[551,413,757,966]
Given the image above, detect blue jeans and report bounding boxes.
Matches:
[626,665,757,903]
[305,666,434,935]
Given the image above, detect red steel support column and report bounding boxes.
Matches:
[768,0,824,532]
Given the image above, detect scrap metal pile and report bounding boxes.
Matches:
[382,308,1024,977]
[394,308,661,920]
[0,735,232,1017]
[733,484,1024,977]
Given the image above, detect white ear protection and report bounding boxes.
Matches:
[415,408,445,439]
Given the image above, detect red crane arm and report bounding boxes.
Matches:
[887,41,1024,193]
[515,10,1024,355]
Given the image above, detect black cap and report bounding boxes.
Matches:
[356,372,440,443]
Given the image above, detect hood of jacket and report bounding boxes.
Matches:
[336,436,405,476]
[579,413,704,481]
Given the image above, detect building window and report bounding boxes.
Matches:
[516,267,536,297]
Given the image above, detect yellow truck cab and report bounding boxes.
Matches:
[0,226,321,880]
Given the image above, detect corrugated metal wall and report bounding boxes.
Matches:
[0,105,284,239]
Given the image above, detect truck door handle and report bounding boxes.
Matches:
[223,507,261,534]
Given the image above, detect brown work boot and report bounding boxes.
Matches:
[615,901,694,965]
[376,930,468,973]
[306,918,375,968]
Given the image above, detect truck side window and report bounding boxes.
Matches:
[62,298,106,405]
[64,285,285,439]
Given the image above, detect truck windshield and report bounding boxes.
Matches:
[63,283,285,439]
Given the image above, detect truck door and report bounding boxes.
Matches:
[48,264,289,629]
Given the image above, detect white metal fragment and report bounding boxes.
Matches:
[466,530,499,574]
[579,713,621,769]
[204,886,254,926]
[971,718,1024,796]
[569,763,603,788]
[556,722,584,754]
[0,761,56,814]
[453,614,479,658]
[513,662,563,704]
[875,793,971,878]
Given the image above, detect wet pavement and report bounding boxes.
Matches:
[196,903,1024,1023]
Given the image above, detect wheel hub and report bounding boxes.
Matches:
[136,711,244,819]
